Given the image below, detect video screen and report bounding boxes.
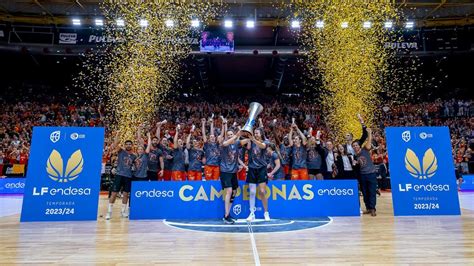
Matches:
[200,31,234,52]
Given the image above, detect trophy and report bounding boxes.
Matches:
[241,102,264,138]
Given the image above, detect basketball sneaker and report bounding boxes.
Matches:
[223,215,235,224]
[246,212,255,222]
[105,212,112,220]
[264,212,270,221]
[121,210,129,218]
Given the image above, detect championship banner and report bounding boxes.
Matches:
[130,180,359,220]
[0,178,25,194]
[20,127,104,222]
[385,127,461,216]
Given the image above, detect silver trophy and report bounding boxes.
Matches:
[241,102,264,138]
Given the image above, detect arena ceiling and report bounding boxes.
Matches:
[0,1,472,94]
[0,0,474,27]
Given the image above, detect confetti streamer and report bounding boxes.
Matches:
[75,0,223,141]
[291,0,401,140]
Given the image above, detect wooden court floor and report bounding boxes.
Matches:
[0,193,473,265]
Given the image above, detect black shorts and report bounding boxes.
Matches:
[220,172,238,190]
[146,170,158,181]
[323,171,333,180]
[308,168,322,176]
[246,167,268,184]
[112,175,132,193]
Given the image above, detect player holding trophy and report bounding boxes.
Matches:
[241,102,270,222]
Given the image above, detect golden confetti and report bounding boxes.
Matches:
[76,0,223,141]
[292,0,401,140]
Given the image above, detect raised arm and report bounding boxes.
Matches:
[186,125,195,150]
[186,133,192,150]
[271,120,282,146]
[210,118,215,137]
[240,138,251,146]
[201,118,207,143]
[145,132,151,153]
[315,130,326,156]
[357,114,368,144]
[155,120,166,139]
[289,126,294,146]
[296,126,307,146]
[174,125,180,148]
[223,130,241,147]
[251,136,267,149]
[218,117,226,140]
[137,124,144,146]
[112,131,121,154]
[364,128,373,150]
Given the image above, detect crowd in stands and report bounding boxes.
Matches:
[0,94,473,178]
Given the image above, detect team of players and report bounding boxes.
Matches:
[105,114,378,221]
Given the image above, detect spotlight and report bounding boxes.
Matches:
[405,21,414,29]
[95,19,104,26]
[363,21,371,28]
[316,20,324,28]
[116,19,125,27]
[191,19,200,27]
[341,22,348,28]
[246,20,255,28]
[165,19,174,27]
[384,21,393,28]
[72,18,81,26]
[140,19,148,28]
[291,20,300,29]
[224,20,233,28]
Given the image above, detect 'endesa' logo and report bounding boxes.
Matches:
[5,182,25,189]
[32,187,91,196]
[135,189,174,198]
[317,188,354,196]
[398,183,450,192]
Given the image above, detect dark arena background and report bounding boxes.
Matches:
[0,1,473,265]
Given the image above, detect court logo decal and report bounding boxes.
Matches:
[163,217,332,233]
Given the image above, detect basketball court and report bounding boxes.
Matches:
[1,193,473,264]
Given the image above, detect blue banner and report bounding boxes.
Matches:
[130,180,359,220]
[385,127,460,216]
[21,127,104,222]
[460,175,474,191]
[0,178,26,194]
